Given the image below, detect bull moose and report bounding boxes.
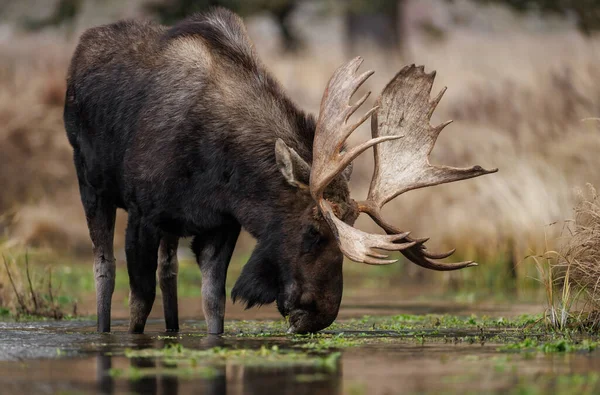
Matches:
[64,8,496,334]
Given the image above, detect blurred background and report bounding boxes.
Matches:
[1,0,600,318]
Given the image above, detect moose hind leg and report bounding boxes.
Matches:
[158,234,179,332]
[192,223,241,334]
[126,213,160,334]
[80,187,117,333]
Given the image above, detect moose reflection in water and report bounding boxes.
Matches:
[94,336,341,395]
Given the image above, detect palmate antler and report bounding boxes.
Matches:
[359,64,498,270]
[311,58,497,268]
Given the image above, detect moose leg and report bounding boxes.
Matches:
[158,234,179,332]
[192,223,241,334]
[81,188,116,333]
[126,213,160,334]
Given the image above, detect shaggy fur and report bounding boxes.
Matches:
[65,8,354,334]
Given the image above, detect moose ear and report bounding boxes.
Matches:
[274,138,310,189]
[231,244,279,309]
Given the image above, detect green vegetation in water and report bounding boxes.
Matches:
[210,313,600,353]
[295,333,367,350]
[329,313,544,333]
[499,338,599,353]
[108,365,219,381]
[120,343,340,377]
[223,319,289,336]
[220,313,545,338]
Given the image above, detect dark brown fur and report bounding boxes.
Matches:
[64,8,354,334]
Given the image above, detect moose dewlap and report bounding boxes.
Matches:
[64,8,497,335]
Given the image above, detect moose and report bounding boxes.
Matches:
[64,8,496,334]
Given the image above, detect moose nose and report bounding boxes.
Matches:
[287,308,336,334]
[287,309,309,334]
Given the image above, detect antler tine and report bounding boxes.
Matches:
[360,64,497,271]
[397,235,456,260]
[359,202,477,270]
[419,246,455,260]
[403,248,477,271]
[318,200,416,265]
[310,56,401,201]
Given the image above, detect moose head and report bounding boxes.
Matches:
[232,58,497,333]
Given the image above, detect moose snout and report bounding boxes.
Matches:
[287,308,337,334]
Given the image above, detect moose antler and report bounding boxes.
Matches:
[310,57,398,200]
[358,64,498,270]
[311,59,497,268]
[310,57,417,264]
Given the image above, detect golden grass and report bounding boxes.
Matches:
[1,9,600,284]
[0,36,88,251]
[259,29,600,276]
[0,37,72,208]
[522,184,600,330]
[561,185,600,310]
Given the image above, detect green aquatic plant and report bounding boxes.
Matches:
[122,343,341,372]
[499,338,598,353]
[226,319,289,336]
[109,365,219,380]
[330,313,544,333]
[297,333,364,350]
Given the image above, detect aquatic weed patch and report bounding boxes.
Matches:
[109,364,219,381]
[216,319,289,337]
[499,338,599,353]
[328,313,545,339]
[294,333,368,350]
[119,343,341,379]
[215,314,556,348]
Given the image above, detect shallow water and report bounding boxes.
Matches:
[0,302,599,395]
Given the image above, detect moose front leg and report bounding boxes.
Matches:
[158,234,179,332]
[192,223,241,334]
[125,213,160,334]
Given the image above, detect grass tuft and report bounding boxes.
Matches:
[0,246,76,319]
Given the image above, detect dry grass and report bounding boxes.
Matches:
[528,250,580,330]
[0,35,91,251]
[0,36,72,210]
[1,2,600,286]
[263,34,600,280]
[523,184,600,330]
[0,245,75,318]
[256,13,600,276]
[561,185,600,311]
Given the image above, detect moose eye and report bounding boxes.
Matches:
[308,225,320,238]
[301,225,322,253]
